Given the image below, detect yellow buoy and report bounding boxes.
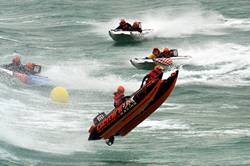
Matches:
[50,87,69,103]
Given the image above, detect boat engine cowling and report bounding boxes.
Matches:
[170,49,178,57]
[93,112,106,125]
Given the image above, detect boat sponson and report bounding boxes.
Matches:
[88,79,161,140]
[118,70,179,136]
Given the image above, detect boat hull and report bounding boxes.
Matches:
[118,70,178,136]
[109,29,152,42]
[130,56,191,70]
[0,67,51,85]
[88,70,179,142]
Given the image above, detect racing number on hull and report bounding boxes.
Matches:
[96,99,136,133]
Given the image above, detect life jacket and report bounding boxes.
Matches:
[146,70,160,84]
[121,23,132,31]
[114,92,124,107]
[148,53,156,59]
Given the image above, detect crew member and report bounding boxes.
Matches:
[113,85,125,108]
[157,48,171,58]
[148,48,161,59]
[2,55,41,75]
[131,22,142,32]
[115,19,132,31]
[24,62,36,75]
[2,55,24,71]
[140,65,164,88]
[12,55,21,66]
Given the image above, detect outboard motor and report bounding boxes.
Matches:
[93,112,106,125]
[33,64,42,74]
[170,49,178,57]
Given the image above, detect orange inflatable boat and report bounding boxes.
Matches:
[88,70,179,145]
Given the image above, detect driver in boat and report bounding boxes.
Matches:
[114,85,126,108]
[140,65,164,88]
[2,55,40,75]
[24,62,38,75]
[113,85,131,108]
[148,48,161,59]
[157,48,172,58]
[131,22,142,33]
[115,19,132,31]
[1,55,23,71]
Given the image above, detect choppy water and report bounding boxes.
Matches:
[0,0,250,165]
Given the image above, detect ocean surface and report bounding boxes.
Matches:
[0,0,250,165]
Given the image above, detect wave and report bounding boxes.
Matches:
[177,42,250,86]
[41,41,250,91]
[136,119,190,131]
[224,18,250,31]
[0,95,94,154]
[91,5,250,39]
[43,60,140,92]
[180,129,250,138]
[0,36,20,43]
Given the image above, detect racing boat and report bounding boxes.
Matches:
[0,66,51,85]
[130,56,191,70]
[130,49,191,70]
[108,29,152,42]
[88,70,178,145]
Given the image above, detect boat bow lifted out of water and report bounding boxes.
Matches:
[88,70,179,146]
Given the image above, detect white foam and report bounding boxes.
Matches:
[0,97,94,154]
[43,60,140,92]
[92,5,250,39]
[176,42,250,86]
[224,18,250,31]
[141,9,228,38]
[91,7,234,39]
[182,129,250,138]
[137,119,190,131]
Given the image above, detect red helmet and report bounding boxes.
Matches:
[25,62,33,70]
[154,65,164,73]
[152,48,160,54]
[120,19,126,26]
[132,22,139,28]
[163,48,170,54]
[12,55,21,64]
[117,85,125,93]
